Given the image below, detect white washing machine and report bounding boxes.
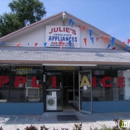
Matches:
[46,93,57,110]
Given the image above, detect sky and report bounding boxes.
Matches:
[0,0,130,42]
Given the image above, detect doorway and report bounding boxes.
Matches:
[63,71,79,112]
[45,72,63,112]
[79,70,92,114]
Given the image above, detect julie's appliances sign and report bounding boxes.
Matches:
[46,26,80,48]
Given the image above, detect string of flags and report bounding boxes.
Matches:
[0,17,130,52]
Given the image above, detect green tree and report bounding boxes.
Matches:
[0,0,46,37]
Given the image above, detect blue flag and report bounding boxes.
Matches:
[90,37,94,44]
[107,44,111,49]
[44,42,47,47]
[69,19,73,26]
[126,45,130,52]
[89,30,93,37]
[71,21,75,27]
[69,41,72,48]
[0,42,5,44]
[111,37,115,47]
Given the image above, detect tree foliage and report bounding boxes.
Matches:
[0,0,46,37]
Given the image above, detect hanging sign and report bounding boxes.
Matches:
[46,26,80,48]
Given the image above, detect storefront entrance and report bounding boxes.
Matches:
[44,71,79,112]
[79,70,92,114]
[45,72,63,111]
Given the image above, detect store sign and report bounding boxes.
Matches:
[16,67,32,75]
[0,76,40,88]
[46,26,80,48]
[55,66,75,70]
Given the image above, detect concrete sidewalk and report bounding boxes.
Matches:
[0,112,130,130]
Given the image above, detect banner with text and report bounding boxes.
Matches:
[46,26,80,48]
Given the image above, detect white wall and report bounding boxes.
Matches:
[4,17,123,50]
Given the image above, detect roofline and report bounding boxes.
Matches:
[66,12,125,48]
[0,12,63,41]
[0,11,125,49]
[0,60,130,65]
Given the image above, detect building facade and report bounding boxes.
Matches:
[0,11,130,115]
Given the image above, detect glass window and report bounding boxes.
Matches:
[92,69,130,101]
[0,66,10,102]
[10,66,43,102]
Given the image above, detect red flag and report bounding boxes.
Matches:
[82,26,86,31]
[59,41,63,49]
[35,43,38,47]
[102,35,109,43]
[112,47,116,50]
[78,26,81,29]
[16,43,22,47]
[128,39,130,43]
[84,38,87,46]
[122,42,125,45]
[96,37,99,42]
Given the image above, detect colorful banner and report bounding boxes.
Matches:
[111,37,115,46]
[0,42,5,44]
[89,30,93,37]
[46,26,80,48]
[17,43,22,47]
[35,43,38,47]
[44,42,47,47]
[96,37,99,42]
[90,37,94,44]
[59,41,63,49]
[69,19,73,25]
[128,39,130,44]
[84,38,87,46]
[82,26,86,31]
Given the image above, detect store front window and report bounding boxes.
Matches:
[0,66,43,102]
[92,69,130,101]
[0,66,10,102]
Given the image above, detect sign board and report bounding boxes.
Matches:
[46,26,80,48]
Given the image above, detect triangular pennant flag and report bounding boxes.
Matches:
[69,19,73,25]
[89,30,93,37]
[107,44,111,49]
[96,37,99,42]
[78,25,81,29]
[17,43,22,47]
[35,43,38,47]
[59,41,63,49]
[84,38,87,46]
[102,35,109,44]
[44,42,47,47]
[90,37,94,44]
[82,26,86,31]
[122,42,125,45]
[111,37,115,46]
[71,21,75,27]
[128,39,130,44]
[0,42,5,44]
[69,40,72,48]
[112,47,116,50]
[126,46,130,52]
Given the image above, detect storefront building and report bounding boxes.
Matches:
[0,11,130,115]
